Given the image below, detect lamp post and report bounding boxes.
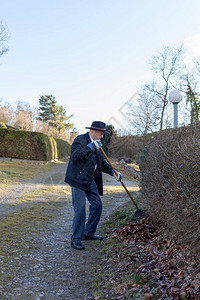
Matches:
[169,90,182,128]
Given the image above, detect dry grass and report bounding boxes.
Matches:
[128,163,140,172]
[103,185,139,195]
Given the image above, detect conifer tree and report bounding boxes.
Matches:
[48,105,73,133]
[38,95,73,133]
[38,95,57,122]
[101,124,114,155]
[186,75,200,124]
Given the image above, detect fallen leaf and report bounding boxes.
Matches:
[143,293,154,299]
[191,279,200,289]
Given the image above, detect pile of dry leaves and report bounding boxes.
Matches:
[112,216,200,299]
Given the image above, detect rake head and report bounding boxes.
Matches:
[133,208,148,220]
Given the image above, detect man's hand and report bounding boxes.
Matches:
[114,171,122,181]
[87,140,102,151]
[93,140,102,150]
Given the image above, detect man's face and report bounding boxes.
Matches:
[89,129,104,141]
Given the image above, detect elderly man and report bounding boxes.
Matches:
[65,121,122,250]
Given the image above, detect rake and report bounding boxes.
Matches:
[100,147,146,219]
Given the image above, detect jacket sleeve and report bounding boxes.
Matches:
[70,136,92,162]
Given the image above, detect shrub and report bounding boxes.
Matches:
[108,133,156,163]
[101,125,114,155]
[0,128,71,161]
[140,125,200,259]
[55,137,71,158]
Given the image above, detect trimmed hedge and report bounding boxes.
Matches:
[139,125,200,259]
[108,133,157,162]
[55,137,71,159]
[0,128,71,161]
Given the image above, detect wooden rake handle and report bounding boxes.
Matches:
[100,147,139,209]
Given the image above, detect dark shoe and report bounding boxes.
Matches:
[83,235,103,240]
[71,241,85,250]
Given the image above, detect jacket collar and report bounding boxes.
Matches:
[85,132,91,143]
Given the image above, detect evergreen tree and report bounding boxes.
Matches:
[186,75,200,124]
[101,124,114,155]
[38,95,74,133]
[38,95,57,122]
[48,105,73,133]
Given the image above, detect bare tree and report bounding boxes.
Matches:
[127,83,161,134]
[130,46,184,133]
[14,101,36,131]
[149,45,184,130]
[0,101,14,124]
[0,21,9,58]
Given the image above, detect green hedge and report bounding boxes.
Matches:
[0,128,71,161]
[55,137,71,159]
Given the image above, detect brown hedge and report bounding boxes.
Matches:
[139,125,200,259]
[108,133,157,163]
[0,128,71,161]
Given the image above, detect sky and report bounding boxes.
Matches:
[1,0,200,133]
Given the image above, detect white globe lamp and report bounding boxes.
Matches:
[169,90,182,128]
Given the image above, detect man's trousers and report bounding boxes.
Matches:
[71,180,102,241]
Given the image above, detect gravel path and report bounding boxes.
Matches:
[0,161,138,299]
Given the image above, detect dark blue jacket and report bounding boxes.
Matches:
[64,132,113,196]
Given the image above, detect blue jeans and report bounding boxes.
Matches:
[71,180,102,241]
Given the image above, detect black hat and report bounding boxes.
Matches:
[85,121,106,132]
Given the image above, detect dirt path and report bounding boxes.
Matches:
[0,161,139,299]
